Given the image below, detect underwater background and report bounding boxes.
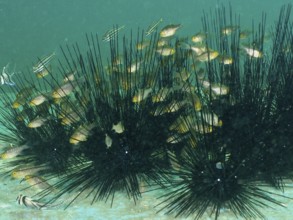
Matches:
[0,0,292,70]
[1,0,293,219]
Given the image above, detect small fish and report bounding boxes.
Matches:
[196,50,219,62]
[178,42,208,56]
[217,55,233,65]
[169,116,190,134]
[22,175,53,191]
[192,123,213,134]
[173,69,190,82]
[152,87,170,103]
[52,82,75,99]
[239,30,252,39]
[0,144,30,159]
[159,24,181,38]
[61,111,81,125]
[1,63,16,86]
[177,41,192,50]
[69,123,96,145]
[127,61,141,73]
[166,134,183,144]
[29,94,48,106]
[27,116,50,128]
[12,87,35,108]
[112,121,124,134]
[132,88,152,103]
[12,166,48,179]
[216,162,224,170]
[221,25,239,35]
[157,39,169,47]
[33,53,55,74]
[112,55,124,66]
[191,32,207,43]
[16,194,45,209]
[188,93,201,111]
[145,18,163,36]
[156,46,175,56]
[190,45,208,55]
[36,68,50,78]
[63,70,76,83]
[199,111,222,127]
[102,25,125,42]
[12,97,26,109]
[210,83,229,96]
[163,100,186,113]
[136,40,150,50]
[0,73,15,86]
[242,46,262,58]
[105,133,112,149]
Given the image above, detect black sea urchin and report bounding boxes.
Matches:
[157,5,293,220]
[29,31,193,207]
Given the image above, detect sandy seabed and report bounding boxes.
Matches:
[1,165,293,220]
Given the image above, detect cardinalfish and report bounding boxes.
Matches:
[163,100,187,114]
[177,41,208,56]
[57,76,85,99]
[12,166,49,179]
[132,87,152,103]
[241,46,262,58]
[169,116,190,134]
[187,93,202,111]
[0,144,30,159]
[12,85,36,108]
[201,80,229,96]
[59,106,83,125]
[199,110,222,127]
[112,121,125,134]
[221,25,239,35]
[69,123,96,145]
[157,39,169,47]
[105,133,113,149]
[136,40,150,50]
[152,87,170,103]
[166,133,184,144]
[52,77,84,99]
[156,46,175,56]
[27,116,51,128]
[21,175,53,191]
[191,32,207,43]
[52,82,75,99]
[145,18,163,36]
[196,50,219,62]
[160,24,181,38]
[217,55,233,65]
[12,97,26,109]
[63,70,76,83]
[173,69,191,83]
[29,94,49,106]
[33,52,55,77]
[127,61,142,73]
[12,86,36,109]
[102,25,125,42]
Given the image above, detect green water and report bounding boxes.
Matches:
[0,0,291,71]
